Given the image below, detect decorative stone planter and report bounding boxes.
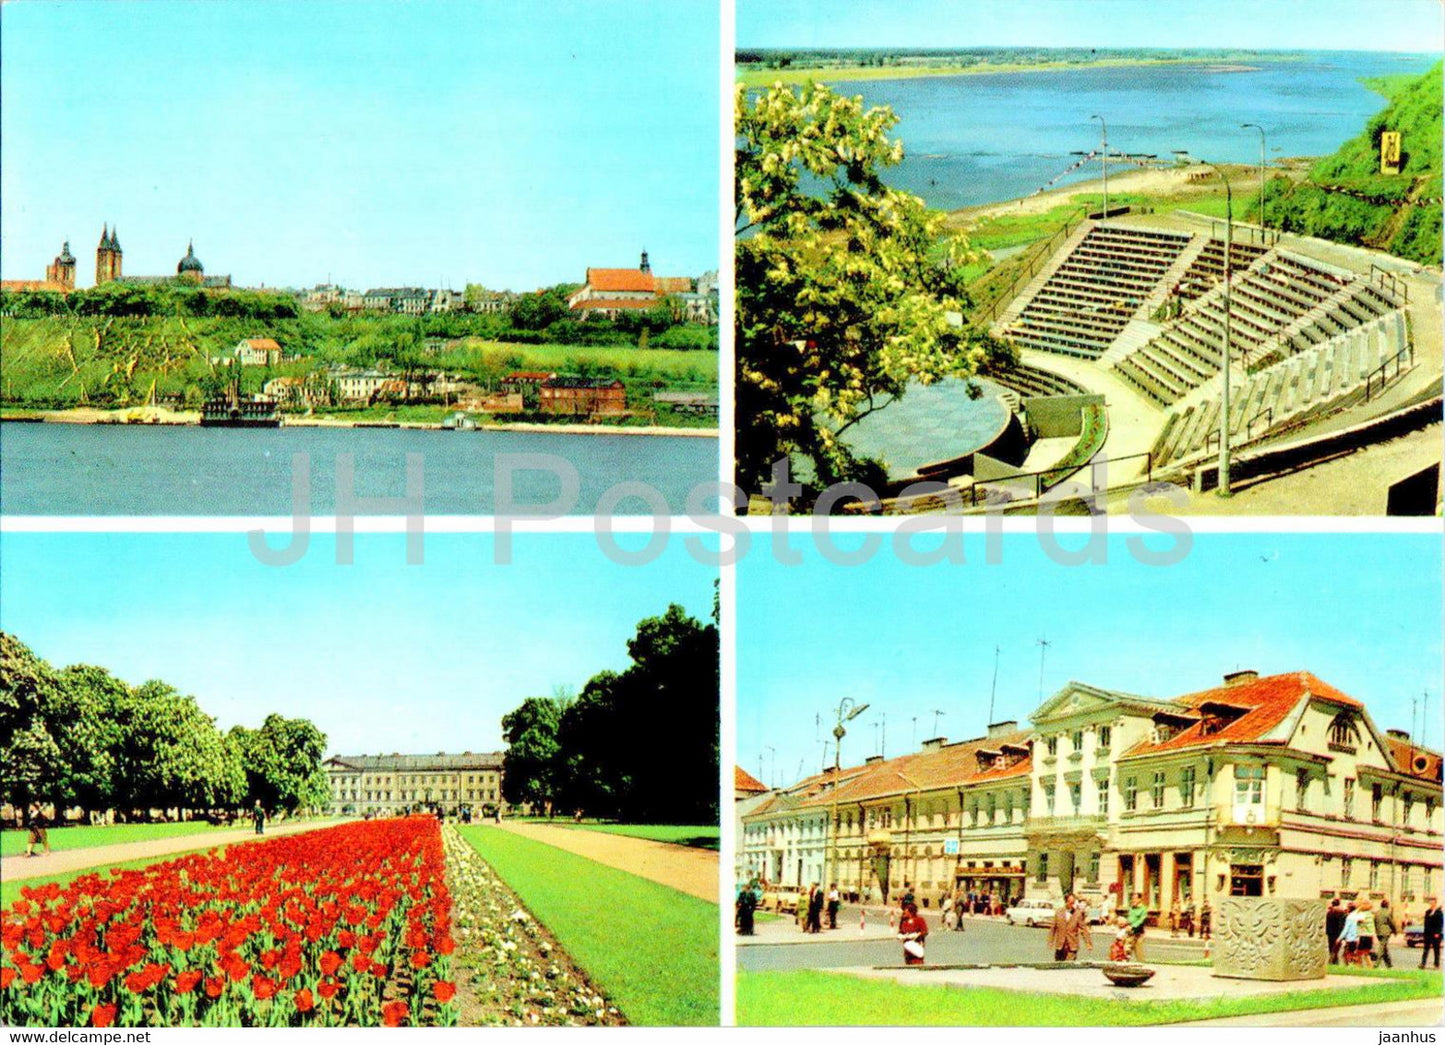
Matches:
[1102,963,1155,987]
[1213,897,1328,981]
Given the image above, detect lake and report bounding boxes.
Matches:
[0,423,719,516]
[812,52,1438,210]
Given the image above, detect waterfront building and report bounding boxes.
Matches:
[323,751,506,817]
[538,376,627,416]
[740,670,1443,917]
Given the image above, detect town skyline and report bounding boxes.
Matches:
[739,533,1442,790]
[0,532,718,759]
[1,1,719,290]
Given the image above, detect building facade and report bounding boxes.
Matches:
[741,670,1443,918]
[323,751,506,817]
[539,376,626,416]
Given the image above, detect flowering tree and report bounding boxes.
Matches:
[736,81,1000,492]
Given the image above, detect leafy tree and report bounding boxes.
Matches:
[735,81,995,491]
[0,634,63,823]
[109,681,244,814]
[500,695,568,813]
[229,713,330,814]
[508,288,569,331]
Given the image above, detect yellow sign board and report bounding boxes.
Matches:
[1380,131,1402,175]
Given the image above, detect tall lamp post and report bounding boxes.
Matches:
[1241,123,1267,233]
[1199,160,1236,496]
[1091,114,1109,218]
[827,698,869,895]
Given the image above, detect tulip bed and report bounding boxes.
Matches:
[0,818,459,1028]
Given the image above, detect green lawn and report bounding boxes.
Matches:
[1,820,243,858]
[456,825,718,1026]
[736,967,1442,1026]
[565,823,720,851]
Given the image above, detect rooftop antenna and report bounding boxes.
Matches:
[931,709,946,736]
[795,758,805,783]
[764,745,776,788]
[821,740,831,774]
[1037,638,1052,702]
[881,712,887,759]
[988,644,1001,727]
[911,716,918,747]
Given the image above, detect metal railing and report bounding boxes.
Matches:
[1369,264,1410,304]
[1206,219,1280,248]
[972,207,1089,327]
[951,449,1155,507]
[1364,343,1415,401]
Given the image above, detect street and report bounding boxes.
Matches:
[737,909,1208,972]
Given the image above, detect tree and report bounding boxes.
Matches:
[0,634,63,824]
[109,681,243,815]
[735,81,997,492]
[508,289,569,331]
[500,696,568,813]
[229,713,330,814]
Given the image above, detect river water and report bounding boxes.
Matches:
[818,52,1437,210]
[0,423,718,516]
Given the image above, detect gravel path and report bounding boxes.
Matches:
[496,821,718,903]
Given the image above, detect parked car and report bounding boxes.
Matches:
[1404,922,1424,947]
[1006,898,1059,927]
[763,888,803,915]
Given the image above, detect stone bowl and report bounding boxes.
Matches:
[1102,963,1156,987]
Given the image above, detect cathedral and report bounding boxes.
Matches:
[94,225,231,288]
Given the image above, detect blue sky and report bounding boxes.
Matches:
[738,533,1442,789]
[738,0,1443,53]
[1,1,719,291]
[0,533,716,758]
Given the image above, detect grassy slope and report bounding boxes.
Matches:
[1270,61,1442,264]
[737,967,1442,1026]
[564,823,720,851]
[0,820,244,858]
[455,826,718,1026]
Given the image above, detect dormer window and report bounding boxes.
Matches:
[1328,714,1359,752]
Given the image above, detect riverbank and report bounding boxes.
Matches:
[737,55,1285,89]
[0,406,717,438]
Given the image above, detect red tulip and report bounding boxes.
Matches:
[0,968,15,989]
[382,1000,409,1027]
[319,950,342,977]
[252,974,278,1001]
[175,970,203,994]
[91,1004,117,1028]
[294,987,315,1012]
[432,981,456,1004]
[409,950,430,970]
[205,976,226,999]
[317,978,340,1000]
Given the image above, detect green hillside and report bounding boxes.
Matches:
[1267,62,1442,265]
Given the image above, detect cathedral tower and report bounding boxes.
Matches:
[46,240,76,291]
[95,225,122,284]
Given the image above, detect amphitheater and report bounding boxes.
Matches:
[941,208,1444,510]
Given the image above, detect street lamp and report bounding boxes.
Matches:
[1197,159,1236,496]
[1241,123,1267,233]
[1091,114,1108,218]
[827,698,869,895]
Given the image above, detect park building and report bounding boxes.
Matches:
[740,669,1443,923]
[322,751,506,817]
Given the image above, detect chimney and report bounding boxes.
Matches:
[921,736,946,752]
[987,720,1019,739]
[1223,669,1259,686]
[1387,729,1410,741]
[865,755,884,765]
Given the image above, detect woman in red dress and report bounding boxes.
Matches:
[898,902,929,965]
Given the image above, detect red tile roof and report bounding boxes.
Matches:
[795,731,1033,808]
[243,338,282,351]
[1123,671,1362,757]
[586,268,655,293]
[654,276,692,294]
[1385,737,1444,782]
[735,766,768,794]
[504,371,554,381]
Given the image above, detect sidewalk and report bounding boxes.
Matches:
[0,818,340,883]
[494,821,718,903]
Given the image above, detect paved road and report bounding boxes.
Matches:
[738,909,1206,971]
[495,821,718,903]
[0,818,341,883]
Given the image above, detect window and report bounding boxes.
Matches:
[1152,771,1166,809]
[1069,782,1082,814]
[1004,792,1014,822]
[1370,861,1380,889]
[969,799,979,826]
[1341,857,1352,887]
[1098,725,1112,750]
[1329,715,1357,749]
[1071,730,1084,753]
[1372,783,1383,821]
[1088,851,1100,883]
[986,793,997,824]
[1234,765,1264,806]
[1046,736,1058,756]
[1344,778,1355,820]
[1402,866,1413,895]
[1098,778,1110,816]
[1181,766,1196,808]
[1403,794,1415,827]
[1037,852,1049,883]
[1230,864,1264,896]
[1124,776,1138,811]
[1043,782,1056,816]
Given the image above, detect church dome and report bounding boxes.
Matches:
[177,241,204,274]
[58,242,75,264]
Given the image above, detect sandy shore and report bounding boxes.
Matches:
[2,407,716,438]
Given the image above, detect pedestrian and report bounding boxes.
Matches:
[736,879,759,936]
[1420,897,1443,970]
[1199,900,1212,941]
[1340,902,1361,966]
[1168,899,1181,938]
[1182,905,1195,938]
[1126,893,1149,961]
[827,883,841,930]
[1047,893,1093,961]
[806,882,824,934]
[953,888,967,931]
[898,902,929,965]
[24,814,51,857]
[1375,898,1397,968]
[941,892,954,931]
[1109,916,1132,962]
[253,800,266,836]
[901,881,916,911]
[1353,899,1377,969]
[1325,898,1346,963]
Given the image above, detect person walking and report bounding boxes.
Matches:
[736,880,759,937]
[1126,893,1149,961]
[1168,899,1181,938]
[898,902,929,965]
[23,814,51,857]
[1047,893,1094,961]
[953,887,967,931]
[253,800,266,836]
[827,883,841,930]
[1420,898,1443,970]
[1340,902,1362,966]
[1353,900,1377,969]
[1325,898,1346,964]
[1109,916,1132,962]
[1199,900,1212,941]
[1375,899,1397,968]
[806,882,824,934]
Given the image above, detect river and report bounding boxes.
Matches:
[0,423,718,516]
